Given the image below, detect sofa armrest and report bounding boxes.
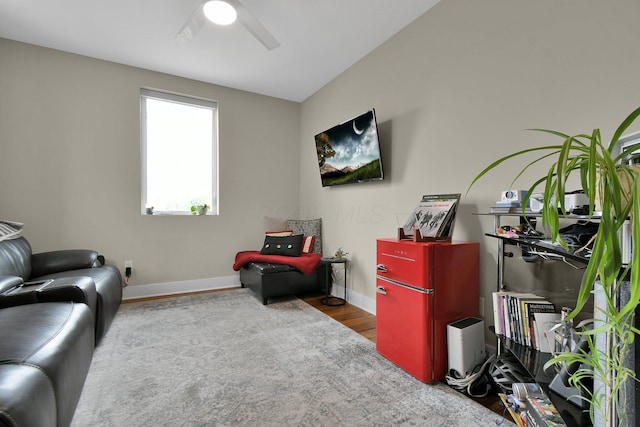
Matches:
[0,275,39,309]
[0,364,57,427]
[0,276,98,313]
[0,275,23,294]
[30,250,98,278]
[36,276,97,317]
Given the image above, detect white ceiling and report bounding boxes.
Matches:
[0,0,440,102]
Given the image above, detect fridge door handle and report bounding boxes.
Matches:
[376,286,387,295]
[376,264,388,273]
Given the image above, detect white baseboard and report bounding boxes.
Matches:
[123,275,241,301]
[330,283,376,315]
[123,275,376,316]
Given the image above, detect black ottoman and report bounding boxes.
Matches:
[240,262,328,304]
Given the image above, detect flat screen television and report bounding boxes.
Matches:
[314,109,384,187]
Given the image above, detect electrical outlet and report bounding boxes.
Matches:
[125,260,133,269]
[479,297,485,318]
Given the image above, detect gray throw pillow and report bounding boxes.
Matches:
[287,218,322,254]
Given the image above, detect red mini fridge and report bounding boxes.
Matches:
[375,239,479,383]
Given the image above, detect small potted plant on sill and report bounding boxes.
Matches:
[190,203,210,216]
[468,106,640,427]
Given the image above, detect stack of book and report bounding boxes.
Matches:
[490,205,534,214]
[490,190,532,213]
[492,291,561,352]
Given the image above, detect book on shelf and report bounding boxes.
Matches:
[519,296,546,347]
[492,291,506,336]
[492,291,514,339]
[507,292,538,344]
[495,200,524,207]
[533,312,562,353]
[521,299,553,348]
[496,291,525,341]
[492,291,558,351]
[527,302,556,351]
[526,394,567,426]
[513,293,541,345]
[490,206,535,214]
[492,291,522,341]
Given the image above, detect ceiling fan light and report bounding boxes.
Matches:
[203,1,237,26]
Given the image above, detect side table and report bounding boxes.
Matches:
[320,257,348,306]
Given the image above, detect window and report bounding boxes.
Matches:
[140,89,218,215]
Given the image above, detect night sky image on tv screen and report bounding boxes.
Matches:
[315,109,383,187]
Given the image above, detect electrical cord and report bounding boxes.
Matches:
[445,354,496,398]
[124,267,131,287]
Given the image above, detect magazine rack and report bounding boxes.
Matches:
[398,193,460,242]
[397,228,452,242]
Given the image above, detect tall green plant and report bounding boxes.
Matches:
[469,106,640,426]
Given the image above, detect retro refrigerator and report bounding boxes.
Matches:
[375,239,480,383]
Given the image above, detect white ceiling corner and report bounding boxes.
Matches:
[0,0,441,102]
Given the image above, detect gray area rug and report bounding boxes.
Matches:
[71,289,507,426]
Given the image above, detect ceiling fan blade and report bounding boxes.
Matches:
[176,0,280,50]
[227,0,281,51]
[176,1,207,42]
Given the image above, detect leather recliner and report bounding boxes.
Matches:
[0,301,95,427]
[0,236,122,342]
[0,235,123,427]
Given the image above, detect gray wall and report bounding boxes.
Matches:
[0,39,300,286]
[2,0,640,335]
[299,0,640,317]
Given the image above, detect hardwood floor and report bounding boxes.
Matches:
[299,291,509,421]
[300,292,376,342]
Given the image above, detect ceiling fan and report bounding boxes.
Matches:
[176,0,280,51]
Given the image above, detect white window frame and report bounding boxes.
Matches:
[140,88,218,216]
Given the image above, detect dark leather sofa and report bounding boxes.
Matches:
[0,237,122,342]
[0,236,123,427]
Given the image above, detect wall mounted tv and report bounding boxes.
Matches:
[314,109,384,187]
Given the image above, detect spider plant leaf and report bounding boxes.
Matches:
[604,153,625,217]
[579,162,597,220]
[528,128,571,139]
[572,278,595,318]
[467,145,561,194]
[587,132,598,213]
[621,175,640,318]
[508,150,561,188]
[529,129,591,145]
[571,229,605,317]
[602,223,622,280]
[555,136,573,212]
